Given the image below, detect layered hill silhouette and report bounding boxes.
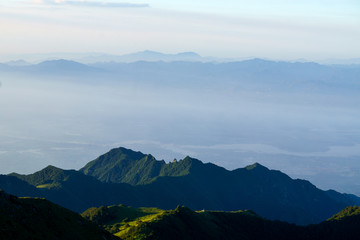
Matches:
[1,147,359,225]
[0,190,118,240]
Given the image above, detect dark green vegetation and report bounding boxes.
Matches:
[80,147,195,185]
[0,190,118,240]
[1,147,359,225]
[83,205,360,240]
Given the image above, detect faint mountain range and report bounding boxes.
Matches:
[34,59,100,73]
[0,59,100,76]
[1,58,359,94]
[1,50,359,65]
[0,51,223,64]
[1,147,359,225]
[78,50,214,63]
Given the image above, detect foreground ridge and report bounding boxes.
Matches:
[83,204,360,240]
[0,190,118,240]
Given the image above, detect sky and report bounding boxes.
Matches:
[0,0,359,60]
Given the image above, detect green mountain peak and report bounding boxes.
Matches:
[80,147,207,185]
[80,147,165,185]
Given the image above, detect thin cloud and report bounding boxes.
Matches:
[34,0,150,8]
[17,149,44,155]
[113,140,360,159]
[50,147,83,151]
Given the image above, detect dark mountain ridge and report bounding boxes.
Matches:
[0,190,118,240]
[1,147,359,225]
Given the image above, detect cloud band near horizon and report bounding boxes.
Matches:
[34,0,150,8]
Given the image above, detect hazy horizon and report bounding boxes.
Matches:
[1,0,359,60]
[1,0,359,196]
[1,50,360,65]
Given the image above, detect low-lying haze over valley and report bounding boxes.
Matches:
[1,57,359,195]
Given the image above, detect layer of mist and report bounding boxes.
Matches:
[0,59,359,195]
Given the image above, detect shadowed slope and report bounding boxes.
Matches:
[0,190,118,240]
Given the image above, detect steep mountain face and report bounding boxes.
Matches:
[80,147,165,185]
[2,147,360,225]
[0,190,118,240]
[80,147,199,185]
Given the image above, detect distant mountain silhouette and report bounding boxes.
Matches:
[76,50,206,63]
[1,147,359,225]
[0,59,99,76]
[34,59,100,73]
[1,58,359,93]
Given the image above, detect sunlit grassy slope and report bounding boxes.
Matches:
[83,204,360,240]
[114,207,262,240]
[82,204,165,234]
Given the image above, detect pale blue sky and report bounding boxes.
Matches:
[0,0,359,60]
